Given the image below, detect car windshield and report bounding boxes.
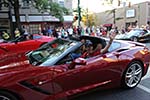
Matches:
[27,38,77,66]
[33,35,42,39]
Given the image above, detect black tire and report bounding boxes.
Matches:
[0,91,18,100]
[121,61,143,89]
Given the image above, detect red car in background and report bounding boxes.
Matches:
[0,36,149,100]
[0,34,54,55]
[0,34,54,66]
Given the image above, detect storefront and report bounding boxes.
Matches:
[12,15,60,34]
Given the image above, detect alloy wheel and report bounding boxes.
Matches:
[0,95,10,100]
[125,63,143,88]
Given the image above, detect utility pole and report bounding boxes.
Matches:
[86,8,89,26]
[113,9,116,25]
[78,0,81,27]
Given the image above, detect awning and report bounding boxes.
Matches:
[63,16,73,22]
[103,24,112,27]
[12,15,60,22]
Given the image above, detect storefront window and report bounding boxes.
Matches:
[29,24,41,34]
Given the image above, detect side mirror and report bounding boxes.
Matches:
[68,58,87,69]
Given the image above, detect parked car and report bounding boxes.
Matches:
[0,34,54,56]
[115,29,150,42]
[0,36,149,100]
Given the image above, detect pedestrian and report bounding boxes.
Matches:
[47,27,52,36]
[41,27,47,36]
[52,28,58,38]
[68,26,73,37]
[14,28,21,38]
[146,21,150,30]
[1,31,10,40]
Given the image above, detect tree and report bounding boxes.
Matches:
[73,8,95,26]
[8,0,21,31]
[32,0,49,12]
[49,2,69,22]
[33,0,69,22]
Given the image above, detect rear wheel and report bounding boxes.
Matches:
[132,37,138,42]
[121,61,143,89]
[0,91,18,100]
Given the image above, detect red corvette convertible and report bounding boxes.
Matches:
[0,34,54,56]
[0,36,149,100]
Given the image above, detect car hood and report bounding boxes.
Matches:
[0,51,28,66]
[0,60,31,72]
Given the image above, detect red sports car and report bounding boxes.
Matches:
[0,34,54,56]
[0,36,149,100]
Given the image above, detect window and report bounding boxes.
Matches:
[29,24,41,34]
[108,42,121,52]
[22,0,31,7]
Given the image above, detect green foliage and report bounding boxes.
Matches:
[49,2,69,21]
[33,0,69,22]
[33,0,49,12]
[73,7,95,26]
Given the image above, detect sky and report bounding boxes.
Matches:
[73,0,150,13]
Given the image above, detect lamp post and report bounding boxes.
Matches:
[77,0,81,27]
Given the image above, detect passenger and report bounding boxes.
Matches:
[80,40,94,58]
[92,31,116,56]
[81,32,116,58]
[80,39,86,54]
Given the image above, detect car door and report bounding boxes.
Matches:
[51,53,120,98]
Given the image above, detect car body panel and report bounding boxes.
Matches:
[0,36,149,100]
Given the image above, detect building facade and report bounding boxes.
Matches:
[0,0,73,35]
[95,1,150,30]
[0,0,11,34]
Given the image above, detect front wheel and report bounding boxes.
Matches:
[121,61,143,89]
[0,91,18,100]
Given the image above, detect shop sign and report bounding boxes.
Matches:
[126,9,135,18]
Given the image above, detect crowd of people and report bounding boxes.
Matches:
[38,21,150,39]
[39,25,115,39]
[1,20,150,41]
